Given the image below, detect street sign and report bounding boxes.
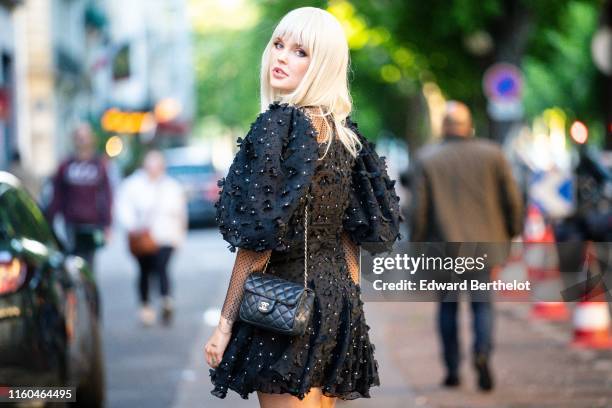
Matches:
[483,63,524,121]
[487,100,524,121]
[483,63,523,102]
[528,169,575,219]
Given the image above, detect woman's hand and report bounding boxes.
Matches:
[204,320,232,369]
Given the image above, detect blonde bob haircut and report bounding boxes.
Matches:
[260,7,362,159]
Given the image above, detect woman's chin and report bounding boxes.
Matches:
[271,81,295,93]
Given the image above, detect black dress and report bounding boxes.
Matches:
[210,102,403,400]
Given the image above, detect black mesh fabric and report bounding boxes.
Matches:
[219,248,272,327]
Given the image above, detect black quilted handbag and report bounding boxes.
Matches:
[238,197,315,336]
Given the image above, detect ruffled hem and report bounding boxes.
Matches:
[208,283,380,401]
[210,369,377,401]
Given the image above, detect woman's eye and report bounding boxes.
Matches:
[296,49,307,57]
[274,42,283,49]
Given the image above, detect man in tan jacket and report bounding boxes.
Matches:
[410,101,524,391]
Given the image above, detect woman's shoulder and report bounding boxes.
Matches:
[242,101,320,148]
[340,115,404,254]
[215,102,321,253]
[299,105,324,116]
[298,105,330,128]
[253,102,325,128]
[253,101,311,124]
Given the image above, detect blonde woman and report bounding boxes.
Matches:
[205,7,402,407]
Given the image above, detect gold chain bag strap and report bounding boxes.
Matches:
[238,194,315,336]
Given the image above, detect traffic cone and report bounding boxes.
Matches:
[570,242,612,349]
[523,204,548,243]
[523,205,570,320]
[530,301,570,321]
[571,301,612,349]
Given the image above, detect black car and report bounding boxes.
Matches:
[0,172,104,407]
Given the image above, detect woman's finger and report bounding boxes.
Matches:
[204,345,212,367]
[213,352,223,368]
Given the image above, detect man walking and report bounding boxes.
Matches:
[410,101,524,391]
[46,122,113,269]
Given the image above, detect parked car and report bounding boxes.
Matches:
[163,147,221,227]
[0,172,104,407]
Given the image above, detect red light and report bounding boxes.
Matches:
[570,121,588,144]
[0,256,26,294]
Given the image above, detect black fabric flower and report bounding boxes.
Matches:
[215,102,319,252]
[342,117,404,254]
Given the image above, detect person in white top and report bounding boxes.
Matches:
[115,150,187,326]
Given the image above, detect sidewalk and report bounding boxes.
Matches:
[171,298,612,407]
[360,301,612,408]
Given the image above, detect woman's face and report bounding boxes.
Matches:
[269,35,310,93]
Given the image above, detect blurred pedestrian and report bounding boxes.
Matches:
[410,101,524,391]
[554,144,611,301]
[115,150,187,326]
[46,122,113,269]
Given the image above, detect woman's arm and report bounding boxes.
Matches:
[341,231,360,285]
[218,247,272,333]
[206,248,269,368]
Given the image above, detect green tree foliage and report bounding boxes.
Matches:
[347,0,604,142]
[192,0,326,132]
[522,2,605,142]
[192,0,605,145]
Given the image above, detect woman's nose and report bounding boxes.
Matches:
[277,49,288,64]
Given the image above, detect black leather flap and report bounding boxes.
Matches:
[244,272,304,306]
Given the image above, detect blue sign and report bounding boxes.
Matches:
[528,170,575,219]
[483,63,523,102]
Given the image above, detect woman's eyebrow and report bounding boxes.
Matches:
[275,36,304,48]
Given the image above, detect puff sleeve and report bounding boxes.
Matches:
[214,102,320,253]
[342,118,404,255]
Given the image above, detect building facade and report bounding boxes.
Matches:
[0,0,21,171]
[1,0,194,193]
[105,0,194,145]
